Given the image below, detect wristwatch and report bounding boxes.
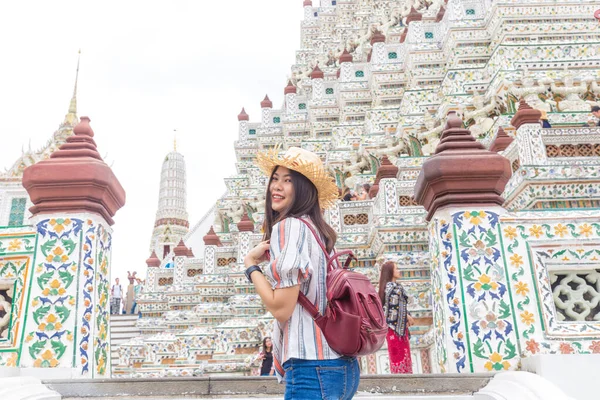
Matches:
[245,265,263,283]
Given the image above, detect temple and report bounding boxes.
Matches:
[111,1,600,397]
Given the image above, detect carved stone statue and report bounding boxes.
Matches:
[464,92,497,138]
[419,114,443,155]
[509,74,552,112]
[552,72,590,112]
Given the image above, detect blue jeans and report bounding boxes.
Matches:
[282,357,360,400]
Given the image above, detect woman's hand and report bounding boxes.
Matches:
[407,314,415,327]
[244,241,270,267]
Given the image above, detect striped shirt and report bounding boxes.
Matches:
[264,216,340,381]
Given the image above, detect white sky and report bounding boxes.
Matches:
[0,1,305,286]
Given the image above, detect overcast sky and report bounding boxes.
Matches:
[0,1,306,288]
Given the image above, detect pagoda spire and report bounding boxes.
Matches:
[63,50,80,126]
[150,143,190,258]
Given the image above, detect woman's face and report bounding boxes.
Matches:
[265,338,272,348]
[269,166,295,213]
[393,264,401,279]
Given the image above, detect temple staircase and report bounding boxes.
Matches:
[110,314,140,371]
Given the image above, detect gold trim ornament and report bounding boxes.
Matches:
[256,146,339,209]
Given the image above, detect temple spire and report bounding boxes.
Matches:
[63,50,80,126]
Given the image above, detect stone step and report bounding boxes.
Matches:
[111,331,140,339]
[44,374,492,398]
[110,321,138,327]
[63,396,473,400]
[110,315,139,321]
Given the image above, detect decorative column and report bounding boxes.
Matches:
[145,251,160,292]
[339,49,353,82]
[284,81,297,114]
[261,95,272,127]
[238,108,249,142]
[370,30,386,64]
[172,239,188,286]
[202,226,222,274]
[372,156,400,215]
[21,117,125,378]
[303,0,314,20]
[414,113,515,374]
[510,100,544,165]
[237,212,254,269]
[311,65,324,101]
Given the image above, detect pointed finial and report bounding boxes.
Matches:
[310,64,324,79]
[238,107,249,121]
[237,211,255,232]
[284,80,297,95]
[174,129,177,151]
[261,95,273,108]
[63,50,81,125]
[339,48,353,63]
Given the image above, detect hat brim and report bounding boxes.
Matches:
[256,148,339,210]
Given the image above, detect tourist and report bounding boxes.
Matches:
[131,278,143,316]
[357,183,371,200]
[258,337,274,376]
[244,147,359,399]
[342,187,357,201]
[378,261,414,374]
[591,105,600,126]
[540,110,552,128]
[110,278,123,315]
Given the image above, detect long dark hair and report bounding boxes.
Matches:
[262,336,272,352]
[378,261,396,304]
[262,166,337,253]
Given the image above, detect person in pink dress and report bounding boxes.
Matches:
[378,261,415,373]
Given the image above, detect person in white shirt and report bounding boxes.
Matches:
[111,278,123,314]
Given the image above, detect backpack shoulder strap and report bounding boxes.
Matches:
[296,218,328,320]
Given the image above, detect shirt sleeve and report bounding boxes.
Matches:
[266,218,311,289]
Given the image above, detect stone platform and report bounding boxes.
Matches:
[46,374,492,398]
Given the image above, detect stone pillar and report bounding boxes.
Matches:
[203,226,222,274]
[237,212,254,269]
[237,108,249,142]
[172,239,188,286]
[415,113,515,374]
[260,95,272,127]
[339,49,353,82]
[145,251,160,292]
[510,100,544,165]
[370,30,386,64]
[284,81,297,114]
[21,117,125,378]
[311,65,324,101]
[372,156,399,215]
[303,0,314,20]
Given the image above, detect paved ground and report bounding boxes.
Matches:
[63,394,472,400]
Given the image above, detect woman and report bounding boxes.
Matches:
[259,337,274,376]
[378,261,415,374]
[341,187,356,202]
[357,183,371,201]
[244,146,360,400]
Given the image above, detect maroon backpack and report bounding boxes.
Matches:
[297,218,387,357]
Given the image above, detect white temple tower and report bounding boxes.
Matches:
[149,143,189,260]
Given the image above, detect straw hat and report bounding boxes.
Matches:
[255,146,339,209]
